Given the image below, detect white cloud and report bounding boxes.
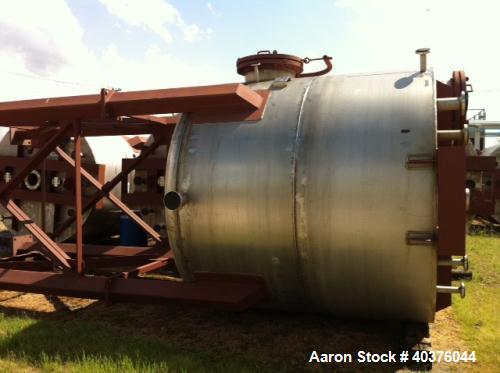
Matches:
[0,1,230,102]
[207,2,221,17]
[97,43,230,90]
[334,0,500,118]
[98,0,211,43]
[0,0,91,75]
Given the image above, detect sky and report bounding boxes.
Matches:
[0,0,499,144]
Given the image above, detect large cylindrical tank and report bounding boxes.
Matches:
[165,69,437,322]
[0,128,135,241]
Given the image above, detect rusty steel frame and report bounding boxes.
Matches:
[54,146,163,243]
[0,116,169,274]
[9,116,176,146]
[0,82,269,310]
[435,71,468,311]
[0,255,162,272]
[0,269,267,310]
[0,84,263,124]
[0,122,72,198]
[2,200,72,269]
[0,157,105,206]
[52,134,167,240]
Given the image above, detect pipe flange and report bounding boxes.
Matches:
[24,170,41,191]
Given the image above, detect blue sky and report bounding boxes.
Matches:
[62,0,356,83]
[0,0,499,146]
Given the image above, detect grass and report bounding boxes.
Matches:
[0,313,266,373]
[0,315,270,372]
[451,233,500,373]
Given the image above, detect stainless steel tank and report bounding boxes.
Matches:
[165,67,438,322]
[0,127,135,241]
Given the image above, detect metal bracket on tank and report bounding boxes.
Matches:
[405,154,435,169]
[406,231,436,245]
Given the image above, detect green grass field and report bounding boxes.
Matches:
[452,234,500,373]
[0,314,264,372]
[0,233,497,372]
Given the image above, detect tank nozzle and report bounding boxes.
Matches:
[415,48,430,73]
[164,191,186,211]
[436,282,466,298]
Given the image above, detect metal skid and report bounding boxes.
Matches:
[0,84,268,310]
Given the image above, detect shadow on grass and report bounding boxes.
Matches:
[0,299,430,372]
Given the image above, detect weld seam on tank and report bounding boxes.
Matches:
[165,113,194,281]
[291,78,315,305]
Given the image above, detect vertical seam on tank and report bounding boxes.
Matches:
[167,113,193,281]
[176,115,194,278]
[291,78,314,303]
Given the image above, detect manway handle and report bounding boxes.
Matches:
[297,55,333,78]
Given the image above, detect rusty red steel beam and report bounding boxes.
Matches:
[0,84,263,124]
[52,135,166,238]
[0,261,54,271]
[0,254,162,271]
[437,146,466,256]
[1,200,71,269]
[55,146,162,243]
[122,257,170,279]
[0,269,268,311]
[122,250,174,279]
[0,156,102,173]
[10,121,171,143]
[127,115,179,125]
[0,122,72,199]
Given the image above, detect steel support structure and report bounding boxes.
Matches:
[0,83,268,310]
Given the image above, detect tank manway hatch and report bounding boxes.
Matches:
[236,50,333,83]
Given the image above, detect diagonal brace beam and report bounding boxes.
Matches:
[0,199,71,269]
[0,122,72,199]
[55,147,162,243]
[52,135,165,238]
[121,257,171,279]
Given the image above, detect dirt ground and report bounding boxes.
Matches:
[0,290,470,372]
